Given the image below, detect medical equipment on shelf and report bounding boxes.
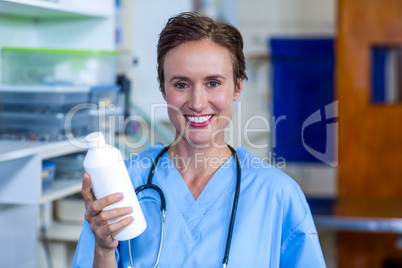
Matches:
[128,144,241,268]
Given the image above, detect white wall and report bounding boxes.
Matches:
[239,0,336,54]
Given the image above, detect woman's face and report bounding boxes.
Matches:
[163,39,242,147]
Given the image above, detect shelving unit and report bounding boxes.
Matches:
[0,138,87,267]
[0,1,116,267]
[46,221,83,242]
[0,139,86,204]
[0,0,112,18]
[0,138,85,163]
[41,177,82,204]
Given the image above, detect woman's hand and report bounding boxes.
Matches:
[81,173,134,253]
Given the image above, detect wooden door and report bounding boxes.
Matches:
[337,0,402,267]
[338,0,402,198]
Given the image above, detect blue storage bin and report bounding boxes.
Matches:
[0,111,91,141]
[88,85,122,133]
[270,38,335,163]
[52,153,85,181]
[0,85,122,140]
[42,161,57,190]
[89,85,120,106]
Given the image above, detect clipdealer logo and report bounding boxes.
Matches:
[64,100,338,167]
[301,101,338,167]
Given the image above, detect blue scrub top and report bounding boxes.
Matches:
[72,143,326,267]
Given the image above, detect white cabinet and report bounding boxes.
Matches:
[0,139,86,204]
[0,0,115,82]
[0,0,113,18]
[0,139,86,267]
[0,1,116,267]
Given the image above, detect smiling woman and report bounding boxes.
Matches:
[163,39,241,147]
[72,12,327,268]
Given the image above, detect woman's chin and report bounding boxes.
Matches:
[183,136,211,148]
[178,133,224,149]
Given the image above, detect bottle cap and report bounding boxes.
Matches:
[85,132,106,149]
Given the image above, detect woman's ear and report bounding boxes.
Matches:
[161,88,167,101]
[233,77,244,101]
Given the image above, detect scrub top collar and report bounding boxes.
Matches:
[150,145,237,232]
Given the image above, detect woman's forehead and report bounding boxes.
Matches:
[163,40,233,77]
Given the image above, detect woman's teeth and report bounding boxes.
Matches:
[186,115,212,123]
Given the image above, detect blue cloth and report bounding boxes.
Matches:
[72,143,326,267]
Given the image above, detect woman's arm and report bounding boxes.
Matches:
[81,173,134,268]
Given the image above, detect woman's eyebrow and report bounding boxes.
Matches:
[169,74,226,82]
[169,76,190,82]
[205,75,226,80]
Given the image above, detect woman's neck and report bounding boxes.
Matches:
[168,138,233,199]
[169,138,231,170]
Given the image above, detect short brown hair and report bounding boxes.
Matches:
[157,12,248,94]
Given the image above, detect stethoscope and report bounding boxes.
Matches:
[127,145,241,268]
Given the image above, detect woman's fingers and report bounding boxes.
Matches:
[92,210,134,243]
[82,173,122,214]
[101,216,134,236]
[82,173,132,225]
[81,173,95,203]
[89,193,123,215]
[98,206,133,223]
[80,173,134,251]
[93,216,134,250]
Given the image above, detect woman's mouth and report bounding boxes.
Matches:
[185,115,213,127]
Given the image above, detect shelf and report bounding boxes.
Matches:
[0,0,112,19]
[314,215,402,233]
[0,137,86,163]
[41,178,82,204]
[308,197,402,234]
[46,221,83,242]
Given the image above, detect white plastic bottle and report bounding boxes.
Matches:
[83,132,147,241]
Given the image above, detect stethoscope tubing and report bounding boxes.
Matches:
[223,145,241,267]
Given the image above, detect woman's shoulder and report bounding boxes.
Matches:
[236,146,313,236]
[137,142,166,158]
[125,142,167,185]
[236,146,297,189]
[236,146,308,209]
[125,142,165,163]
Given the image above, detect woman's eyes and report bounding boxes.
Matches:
[173,81,220,89]
[174,82,187,89]
[208,81,220,88]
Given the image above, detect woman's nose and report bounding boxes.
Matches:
[189,87,208,112]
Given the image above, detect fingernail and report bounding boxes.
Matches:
[125,207,133,213]
[127,216,134,223]
[115,193,123,200]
